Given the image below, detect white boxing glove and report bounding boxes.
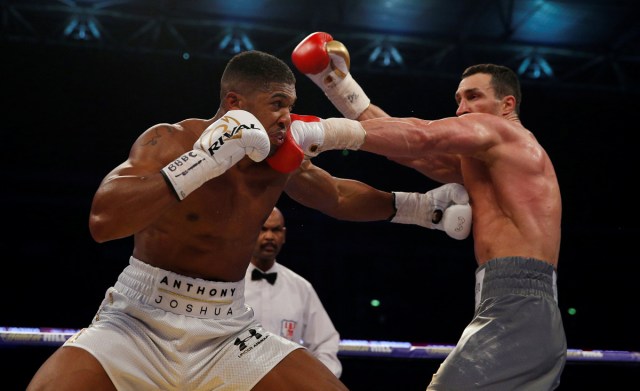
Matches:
[291,32,370,119]
[161,110,270,200]
[289,115,366,158]
[391,183,472,240]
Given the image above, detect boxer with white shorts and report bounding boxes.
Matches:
[64,257,301,390]
[28,50,471,391]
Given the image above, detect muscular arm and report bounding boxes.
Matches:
[356,103,390,120]
[388,155,463,183]
[357,104,463,183]
[291,32,463,183]
[284,159,395,221]
[89,124,183,242]
[360,113,502,161]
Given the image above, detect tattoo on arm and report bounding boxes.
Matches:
[141,125,175,147]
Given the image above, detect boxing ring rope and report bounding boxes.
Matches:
[2,327,639,363]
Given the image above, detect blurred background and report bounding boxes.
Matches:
[2,0,639,389]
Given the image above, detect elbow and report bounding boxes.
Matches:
[88,213,115,243]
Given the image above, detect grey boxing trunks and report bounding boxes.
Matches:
[427,257,567,390]
[63,256,302,390]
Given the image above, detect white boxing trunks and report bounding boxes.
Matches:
[64,256,302,390]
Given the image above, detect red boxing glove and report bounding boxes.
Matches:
[291,32,336,75]
[266,114,307,173]
[289,113,322,124]
[268,113,365,165]
[291,32,369,119]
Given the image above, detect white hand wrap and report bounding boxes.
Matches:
[289,117,366,157]
[321,73,371,120]
[305,42,370,119]
[161,110,270,200]
[391,183,472,240]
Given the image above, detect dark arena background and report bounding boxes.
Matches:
[2,1,639,389]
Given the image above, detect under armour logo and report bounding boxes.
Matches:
[234,328,263,351]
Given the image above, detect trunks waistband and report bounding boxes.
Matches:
[474,257,558,310]
[113,256,245,319]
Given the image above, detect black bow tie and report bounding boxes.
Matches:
[252,268,277,285]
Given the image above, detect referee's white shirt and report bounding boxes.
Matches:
[244,262,342,378]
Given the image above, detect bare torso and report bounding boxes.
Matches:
[361,113,562,268]
[133,160,290,280]
[461,129,561,267]
[92,117,294,282]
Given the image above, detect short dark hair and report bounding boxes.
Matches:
[462,64,522,114]
[220,50,296,100]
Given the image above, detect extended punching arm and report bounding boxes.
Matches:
[266,113,366,173]
[286,115,366,158]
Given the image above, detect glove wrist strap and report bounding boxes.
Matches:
[324,73,371,119]
[161,149,213,201]
[390,191,433,228]
[320,118,366,153]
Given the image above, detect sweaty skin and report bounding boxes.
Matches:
[358,73,561,268]
[89,82,395,281]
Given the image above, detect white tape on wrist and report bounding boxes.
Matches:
[324,73,371,119]
[161,149,214,201]
[390,191,432,228]
[320,118,366,152]
[390,191,472,240]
